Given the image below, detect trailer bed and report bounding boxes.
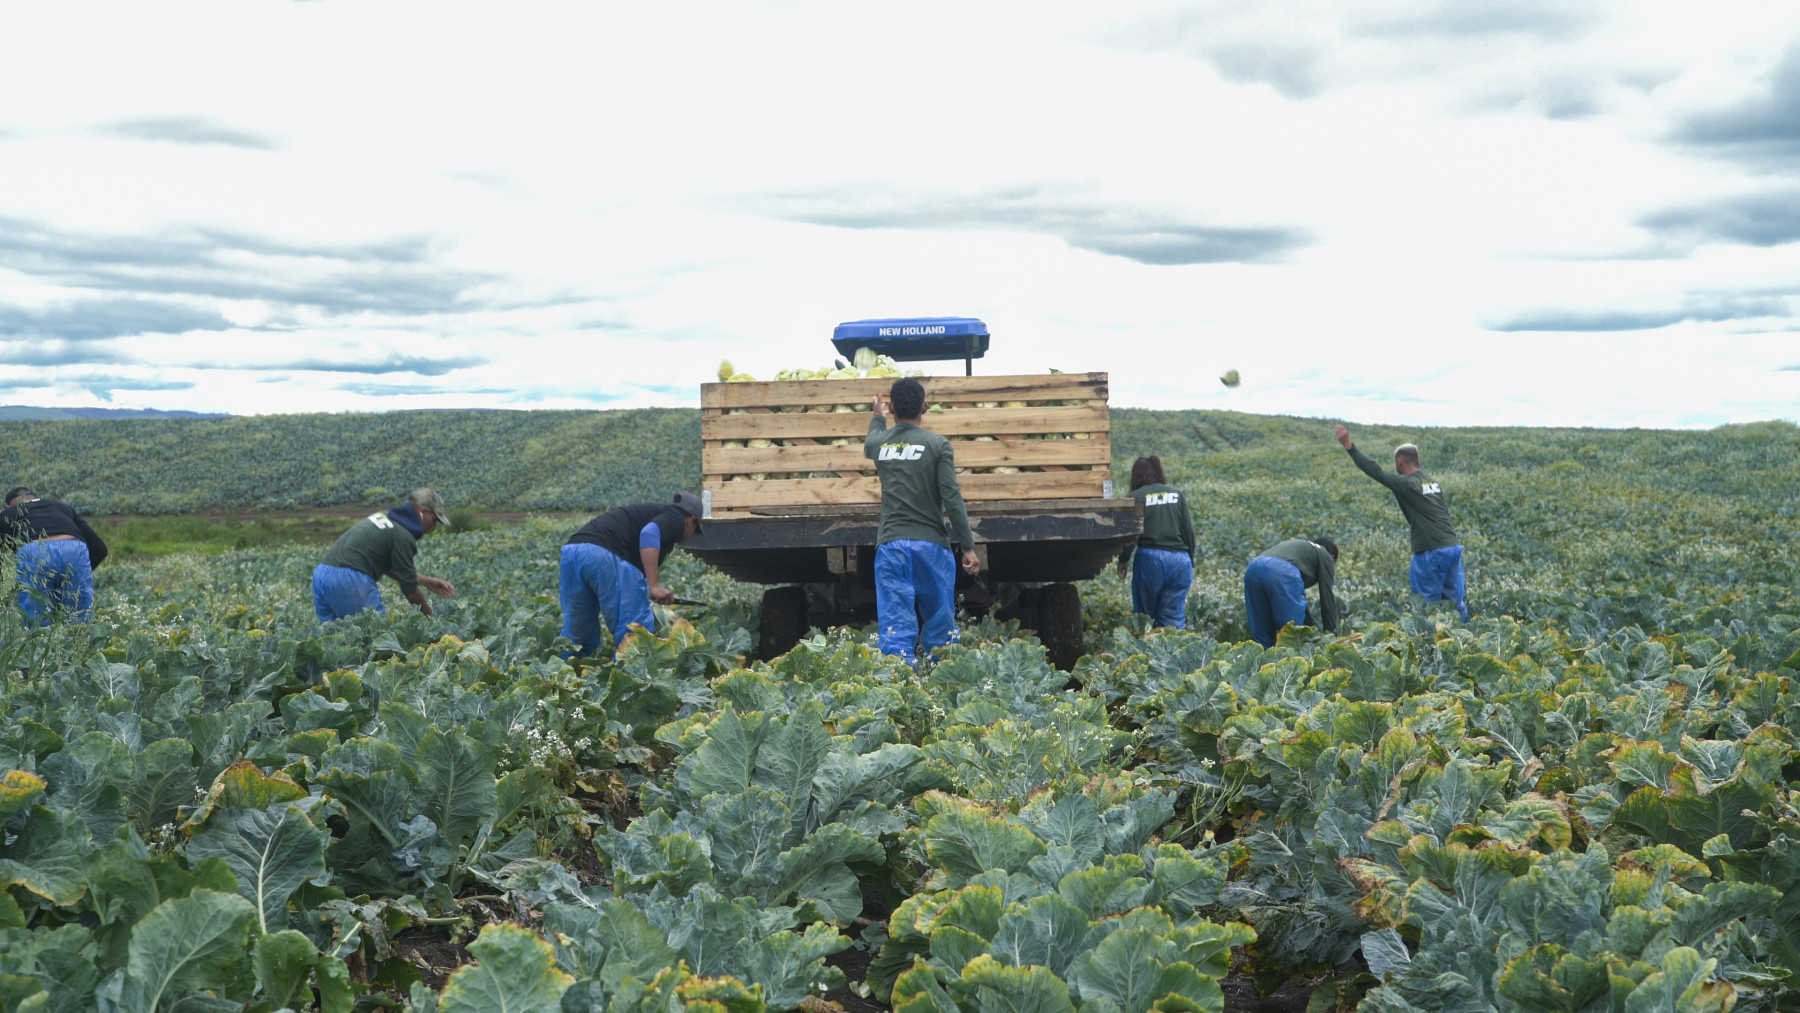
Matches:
[683,497,1141,585]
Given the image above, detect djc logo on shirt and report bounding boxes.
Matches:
[1421,483,1442,495]
[1144,492,1181,506]
[878,444,926,461]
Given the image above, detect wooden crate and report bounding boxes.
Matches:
[700,373,1111,516]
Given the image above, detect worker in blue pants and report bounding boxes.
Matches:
[1243,538,1340,647]
[1,486,109,626]
[873,539,959,662]
[1409,545,1466,618]
[865,378,981,666]
[1116,455,1196,628]
[1335,425,1469,620]
[313,489,456,621]
[559,492,703,656]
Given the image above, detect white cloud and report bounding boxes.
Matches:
[0,0,1797,425]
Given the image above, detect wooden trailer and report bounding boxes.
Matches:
[682,371,1141,669]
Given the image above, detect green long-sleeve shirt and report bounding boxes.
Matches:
[1261,538,1340,632]
[1118,482,1197,568]
[865,414,976,550]
[321,510,421,595]
[1347,446,1459,554]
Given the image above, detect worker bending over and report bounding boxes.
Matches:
[1116,455,1197,629]
[866,377,981,667]
[1244,537,1339,647]
[1335,425,1468,620]
[559,491,703,656]
[1,486,109,626]
[314,489,457,621]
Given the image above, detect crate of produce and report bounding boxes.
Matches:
[700,372,1111,517]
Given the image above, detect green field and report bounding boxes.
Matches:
[1,408,1797,1012]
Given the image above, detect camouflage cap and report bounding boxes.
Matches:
[409,488,451,527]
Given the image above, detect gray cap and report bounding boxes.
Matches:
[409,488,451,527]
[672,490,703,533]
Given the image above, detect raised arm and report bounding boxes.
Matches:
[1338,425,1404,491]
[864,404,892,458]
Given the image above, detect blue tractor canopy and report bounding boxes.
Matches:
[831,316,990,374]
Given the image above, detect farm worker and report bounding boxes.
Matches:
[312,489,457,621]
[866,377,981,667]
[1335,425,1469,620]
[1243,538,1339,647]
[559,491,704,655]
[1115,455,1196,629]
[0,486,109,626]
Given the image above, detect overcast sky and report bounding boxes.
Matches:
[2,1,1797,427]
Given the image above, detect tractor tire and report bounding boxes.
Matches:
[1037,582,1084,672]
[757,585,809,661]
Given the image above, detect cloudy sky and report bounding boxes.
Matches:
[2,1,1797,427]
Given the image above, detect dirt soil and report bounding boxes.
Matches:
[822,945,888,1012]
[390,927,473,992]
[1220,972,1322,1012]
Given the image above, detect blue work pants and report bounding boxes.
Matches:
[875,539,958,666]
[1130,547,1193,629]
[1409,545,1469,620]
[313,564,384,622]
[1244,555,1307,648]
[560,543,653,656]
[16,538,94,626]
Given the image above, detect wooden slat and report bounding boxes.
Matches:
[701,404,1109,441]
[702,439,1112,475]
[711,497,1137,519]
[701,372,1107,409]
[706,470,1106,510]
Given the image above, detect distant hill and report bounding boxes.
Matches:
[1,406,1797,593]
[0,405,228,420]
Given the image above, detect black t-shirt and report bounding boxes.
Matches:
[0,498,110,568]
[566,502,688,572]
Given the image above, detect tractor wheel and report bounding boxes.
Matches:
[757,585,809,661]
[1036,583,1084,672]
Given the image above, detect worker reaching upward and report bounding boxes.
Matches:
[1335,424,1469,620]
[865,377,981,666]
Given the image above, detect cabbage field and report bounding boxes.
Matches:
[1,410,1798,1012]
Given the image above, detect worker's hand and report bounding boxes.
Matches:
[649,583,676,605]
[871,394,891,418]
[960,549,981,575]
[1116,563,1127,581]
[1333,424,1353,449]
[419,575,456,598]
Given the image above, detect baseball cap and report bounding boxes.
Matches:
[410,488,452,527]
[673,490,704,533]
